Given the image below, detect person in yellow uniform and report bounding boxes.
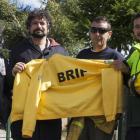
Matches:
[125,12,140,140]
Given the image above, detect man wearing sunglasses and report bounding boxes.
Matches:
[67,16,130,140]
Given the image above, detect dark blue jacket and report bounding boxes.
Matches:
[6,38,69,90]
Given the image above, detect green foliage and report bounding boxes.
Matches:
[109,0,140,52]
[56,0,140,54]
[0,0,30,50]
[1,0,85,57]
[1,0,139,57]
[38,0,85,57]
[0,50,9,59]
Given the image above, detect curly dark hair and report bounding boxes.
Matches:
[134,12,140,20]
[25,9,52,30]
[91,16,111,30]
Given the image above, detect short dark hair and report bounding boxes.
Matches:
[25,9,52,30]
[134,12,140,20]
[91,16,111,30]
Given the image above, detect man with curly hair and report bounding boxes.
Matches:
[6,9,69,140]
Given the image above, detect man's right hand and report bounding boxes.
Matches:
[13,62,26,75]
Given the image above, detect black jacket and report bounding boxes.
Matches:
[0,54,12,129]
[6,38,69,90]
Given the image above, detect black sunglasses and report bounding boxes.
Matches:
[90,27,110,34]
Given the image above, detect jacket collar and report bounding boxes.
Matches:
[133,43,140,51]
[49,38,60,46]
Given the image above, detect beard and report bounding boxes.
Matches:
[136,37,140,43]
[136,39,140,43]
[29,28,46,38]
